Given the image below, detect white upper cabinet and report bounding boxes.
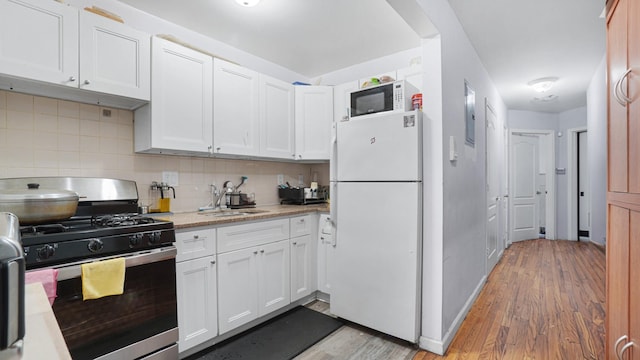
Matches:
[79,11,150,100]
[259,74,295,159]
[333,80,359,122]
[134,37,213,154]
[294,86,333,160]
[213,58,260,156]
[0,0,78,86]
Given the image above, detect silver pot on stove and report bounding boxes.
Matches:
[0,183,79,225]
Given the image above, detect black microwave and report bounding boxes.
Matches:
[350,80,418,118]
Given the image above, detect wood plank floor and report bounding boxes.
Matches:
[299,240,606,360]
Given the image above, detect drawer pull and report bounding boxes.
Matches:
[211,260,216,265]
[292,242,297,245]
[193,234,199,239]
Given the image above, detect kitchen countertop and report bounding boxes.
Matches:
[22,283,72,360]
[153,204,329,229]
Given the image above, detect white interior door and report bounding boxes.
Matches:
[578,131,590,238]
[510,133,540,242]
[485,103,500,273]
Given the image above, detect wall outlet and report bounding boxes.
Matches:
[162,171,179,186]
[277,174,284,185]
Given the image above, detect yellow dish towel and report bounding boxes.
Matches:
[81,257,126,300]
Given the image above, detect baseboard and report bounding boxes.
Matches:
[590,240,606,253]
[419,275,487,356]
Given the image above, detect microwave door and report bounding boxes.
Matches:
[351,85,393,116]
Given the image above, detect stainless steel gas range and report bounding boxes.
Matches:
[0,177,178,360]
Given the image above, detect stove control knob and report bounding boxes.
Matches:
[87,239,104,253]
[37,244,55,260]
[149,231,162,245]
[129,233,143,247]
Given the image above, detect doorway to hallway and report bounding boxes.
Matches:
[508,130,556,243]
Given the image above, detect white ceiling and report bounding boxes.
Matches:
[118,0,606,113]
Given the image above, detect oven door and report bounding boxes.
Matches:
[44,247,178,360]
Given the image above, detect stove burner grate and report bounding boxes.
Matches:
[21,224,70,236]
[93,214,156,227]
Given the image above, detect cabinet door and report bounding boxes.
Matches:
[630,209,640,360]
[144,37,213,153]
[290,234,316,302]
[629,0,640,194]
[0,0,78,86]
[317,214,333,295]
[213,58,260,156]
[79,11,150,100]
[290,214,312,238]
[218,247,259,334]
[607,205,630,359]
[176,255,217,352]
[294,86,333,160]
[333,81,359,122]
[258,240,290,316]
[259,74,295,159]
[608,0,629,193]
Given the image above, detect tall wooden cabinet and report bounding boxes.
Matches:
[606,0,640,358]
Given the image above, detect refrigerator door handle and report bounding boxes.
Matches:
[330,182,337,246]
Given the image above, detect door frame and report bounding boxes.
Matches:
[567,126,588,241]
[508,129,556,241]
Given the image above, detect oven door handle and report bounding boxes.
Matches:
[53,246,177,281]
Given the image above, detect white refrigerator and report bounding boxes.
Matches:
[330,110,422,343]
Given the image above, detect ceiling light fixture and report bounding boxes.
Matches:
[532,94,559,103]
[235,0,260,7]
[528,77,558,93]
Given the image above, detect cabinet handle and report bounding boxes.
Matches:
[216,147,221,152]
[292,242,297,245]
[620,341,634,360]
[298,154,302,159]
[83,79,91,85]
[615,335,628,360]
[69,76,76,82]
[619,68,633,104]
[253,250,258,255]
[260,249,265,253]
[210,260,216,265]
[193,234,199,239]
[614,69,632,106]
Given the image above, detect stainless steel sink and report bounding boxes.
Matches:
[197,208,269,217]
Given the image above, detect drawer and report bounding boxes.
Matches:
[175,227,216,262]
[290,214,312,238]
[217,218,289,253]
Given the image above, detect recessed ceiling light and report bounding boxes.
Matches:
[235,0,260,7]
[528,77,559,93]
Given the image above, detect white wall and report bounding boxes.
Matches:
[586,55,607,245]
[410,0,508,354]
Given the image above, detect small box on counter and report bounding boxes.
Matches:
[278,186,328,205]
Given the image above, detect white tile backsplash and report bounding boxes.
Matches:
[0,90,330,212]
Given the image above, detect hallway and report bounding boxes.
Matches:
[415,239,605,359]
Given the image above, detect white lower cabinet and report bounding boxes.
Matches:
[290,214,317,301]
[290,234,316,301]
[175,227,217,353]
[218,239,290,334]
[176,255,218,353]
